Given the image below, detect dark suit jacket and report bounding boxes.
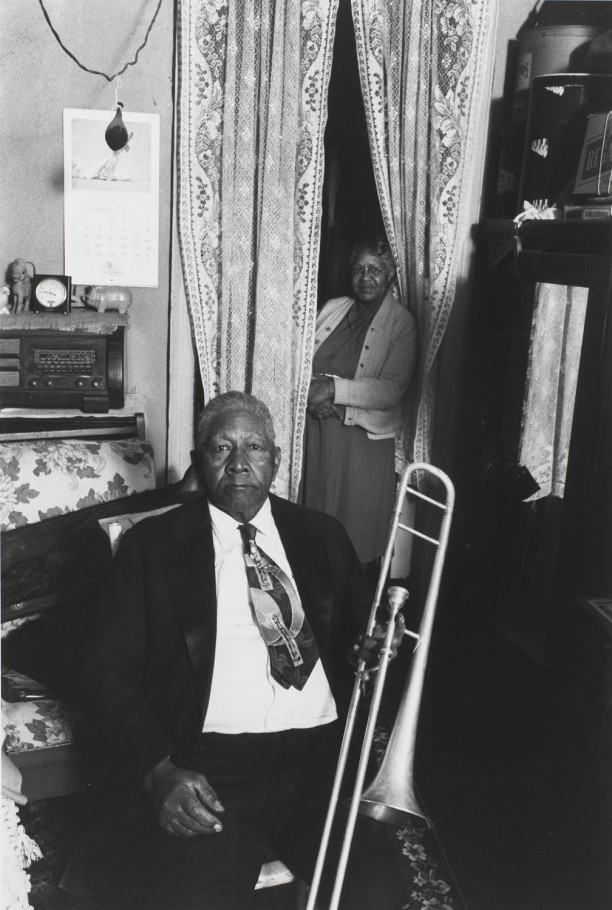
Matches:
[87,494,372,784]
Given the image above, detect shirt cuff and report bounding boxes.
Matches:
[332,376,352,404]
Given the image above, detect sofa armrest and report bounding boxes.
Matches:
[2,593,65,625]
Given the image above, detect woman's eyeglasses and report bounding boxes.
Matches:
[351,265,383,277]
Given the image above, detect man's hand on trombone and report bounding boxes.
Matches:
[349,607,406,673]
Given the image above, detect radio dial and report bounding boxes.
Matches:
[75,379,85,387]
[29,378,40,387]
[91,380,100,388]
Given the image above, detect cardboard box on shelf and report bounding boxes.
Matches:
[573,112,612,197]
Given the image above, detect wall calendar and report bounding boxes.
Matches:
[63,108,160,287]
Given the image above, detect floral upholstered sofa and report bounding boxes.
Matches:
[0,426,189,799]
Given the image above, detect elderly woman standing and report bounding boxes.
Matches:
[300,237,417,568]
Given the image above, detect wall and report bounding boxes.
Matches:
[0,0,175,482]
[491,2,537,99]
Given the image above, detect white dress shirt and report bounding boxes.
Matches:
[202,499,337,733]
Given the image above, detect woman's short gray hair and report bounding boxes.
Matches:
[195,391,276,449]
[348,236,396,275]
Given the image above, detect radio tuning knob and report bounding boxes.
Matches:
[30,378,40,387]
[44,379,53,387]
[75,379,85,387]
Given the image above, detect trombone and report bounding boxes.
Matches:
[306,462,455,910]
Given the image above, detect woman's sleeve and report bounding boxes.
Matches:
[333,310,417,410]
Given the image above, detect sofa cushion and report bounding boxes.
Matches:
[2,667,96,754]
[0,439,156,532]
[98,504,181,556]
[3,696,96,754]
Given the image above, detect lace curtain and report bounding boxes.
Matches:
[351,0,499,466]
[177,0,338,498]
[518,283,588,500]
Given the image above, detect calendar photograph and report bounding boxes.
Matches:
[63,108,160,287]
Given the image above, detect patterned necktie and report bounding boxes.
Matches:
[238,523,319,690]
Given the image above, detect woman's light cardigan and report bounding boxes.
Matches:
[313,293,417,439]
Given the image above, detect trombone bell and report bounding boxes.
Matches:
[358,787,429,828]
[358,659,431,827]
[358,723,430,827]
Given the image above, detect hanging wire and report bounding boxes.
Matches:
[36,0,164,83]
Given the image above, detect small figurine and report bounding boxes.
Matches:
[8,259,35,313]
[0,284,11,314]
[81,285,132,313]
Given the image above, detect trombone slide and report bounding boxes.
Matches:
[305,462,455,910]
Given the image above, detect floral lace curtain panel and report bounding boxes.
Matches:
[177,0,499,493]
[177,0,338,498]
[352,0,499,464]
[518,283,588,501]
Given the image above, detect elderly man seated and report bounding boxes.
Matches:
[78,391,406,910]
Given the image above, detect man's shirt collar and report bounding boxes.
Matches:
[208,498,273,550]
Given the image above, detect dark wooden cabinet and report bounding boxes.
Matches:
[455,219,612,660]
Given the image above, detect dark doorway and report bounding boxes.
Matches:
[317,0,384,307]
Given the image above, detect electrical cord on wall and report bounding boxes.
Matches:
[36,0,164,82]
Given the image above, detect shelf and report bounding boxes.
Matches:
[0,310,129,334]
[479,218,612,256]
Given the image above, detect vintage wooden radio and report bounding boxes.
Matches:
[0,326,125,412]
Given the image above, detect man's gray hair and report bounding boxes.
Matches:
[195,391,276,449]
